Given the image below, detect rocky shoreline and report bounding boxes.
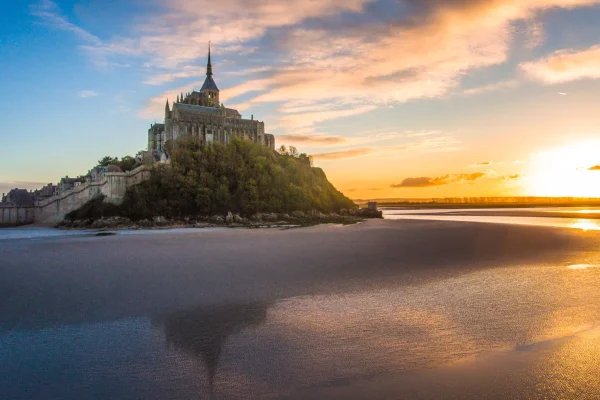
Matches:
[57,209,383,231]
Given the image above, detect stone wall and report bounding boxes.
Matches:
[0,206,35,227]
[30,165,151,225]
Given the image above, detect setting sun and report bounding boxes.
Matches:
[526,140,600,197]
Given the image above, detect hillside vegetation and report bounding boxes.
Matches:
[69,138,356,221]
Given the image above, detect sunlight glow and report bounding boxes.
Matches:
[526,141,600,197]
[570,220,600,231]
[567,264,600,270]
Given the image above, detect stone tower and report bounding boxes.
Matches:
[200,43,219,107]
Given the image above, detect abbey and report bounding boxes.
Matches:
[147,45,275,155]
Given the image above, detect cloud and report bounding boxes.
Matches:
[391,172,486,188]
[78,90,99,98]
[474,161,491,166]
[30,0,101,45]
[312,148,372,160]
[521,45,600,84]
[142,66,203,85]
[277,135,348,145]
[463,79,519,95]
[36,0,600,126]
[278,105,377,129]
[501,173,521,180]
[589,165,600,171]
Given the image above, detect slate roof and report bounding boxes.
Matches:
[200,75,219,91]
[4,189,34,206]
[174,103,221,115]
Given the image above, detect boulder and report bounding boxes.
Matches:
[291,210,305,218]
[90,218,107,229]
[153,216,167,225]
[233,214,245,223]
[262,212,279,222]
[251,213,263,222]
[225,212,234,224]
[210,215,224,223]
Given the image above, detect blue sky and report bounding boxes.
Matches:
[3,0,600,198]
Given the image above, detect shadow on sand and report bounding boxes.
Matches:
[152,302,269,396]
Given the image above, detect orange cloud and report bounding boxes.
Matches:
[392,173,486,188]
[312,148,372,160]
[277,135,347,145]
[588,165,600,171]
[278,105,377,129]
[521,45,600,83]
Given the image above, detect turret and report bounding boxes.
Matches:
[165,99,170,118]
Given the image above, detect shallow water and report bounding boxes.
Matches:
[1,221,600,399]
[383,207,600,230]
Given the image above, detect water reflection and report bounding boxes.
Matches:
[384,209,600,231]
[153,302,269,395]
[568,264,600,270]
[570,220,600,231]
[149,260,600,399]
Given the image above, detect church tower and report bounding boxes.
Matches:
[200,43,220,107]
[165,98,170,118]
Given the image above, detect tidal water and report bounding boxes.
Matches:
[383,207,600,231]
[1,218,600,399]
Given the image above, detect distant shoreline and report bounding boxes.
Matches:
[376,202,600,209]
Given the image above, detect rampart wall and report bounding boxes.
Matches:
[1,165,151,226]
[0,206,35,227]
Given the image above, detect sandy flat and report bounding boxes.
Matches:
[1,220,599,399]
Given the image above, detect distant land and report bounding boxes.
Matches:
[355,197,600,208]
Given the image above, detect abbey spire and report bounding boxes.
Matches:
[200,42,219,106]
[206,42,213,77]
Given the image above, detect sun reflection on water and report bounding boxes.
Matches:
[570,220,600,231]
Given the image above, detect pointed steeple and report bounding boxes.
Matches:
[207,42,213,76]
[165,98,170,112]
[176,94,179,103]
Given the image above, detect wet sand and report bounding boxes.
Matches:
[1,220,600,399]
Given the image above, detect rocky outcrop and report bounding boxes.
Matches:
[58,207,380,231]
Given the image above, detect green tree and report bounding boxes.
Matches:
[74,137,356,220]
[98,156,118,166]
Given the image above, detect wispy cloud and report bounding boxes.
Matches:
[35,0,600,131]
[463,79,519,96]
[391,173,487,188]
[588,165,600,171]
[30,0,101,45]
[277,135,348,145]
[78,90,99,98]
[521,45,600,84]
[312,148,372,160]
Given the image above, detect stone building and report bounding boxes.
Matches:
[147,45,275,154]
[1,189,34,207]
